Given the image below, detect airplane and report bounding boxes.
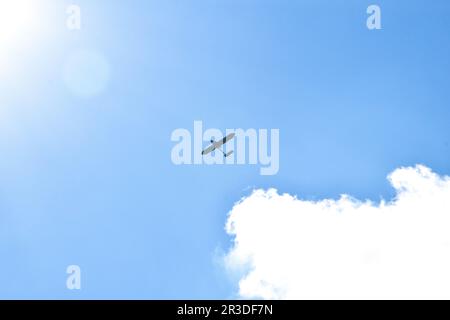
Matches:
[201,133,235,158]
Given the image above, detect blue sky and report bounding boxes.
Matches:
[0,0,450,299]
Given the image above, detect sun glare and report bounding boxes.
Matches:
[0,0,41,75]
[0,0,37,47]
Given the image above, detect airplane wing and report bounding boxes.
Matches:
[202,133,235,156]
[201,144,216,155]
[213,133,235,149]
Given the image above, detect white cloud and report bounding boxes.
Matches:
[224,165,450,299]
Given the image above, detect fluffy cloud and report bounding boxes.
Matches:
[224,165,450,299]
